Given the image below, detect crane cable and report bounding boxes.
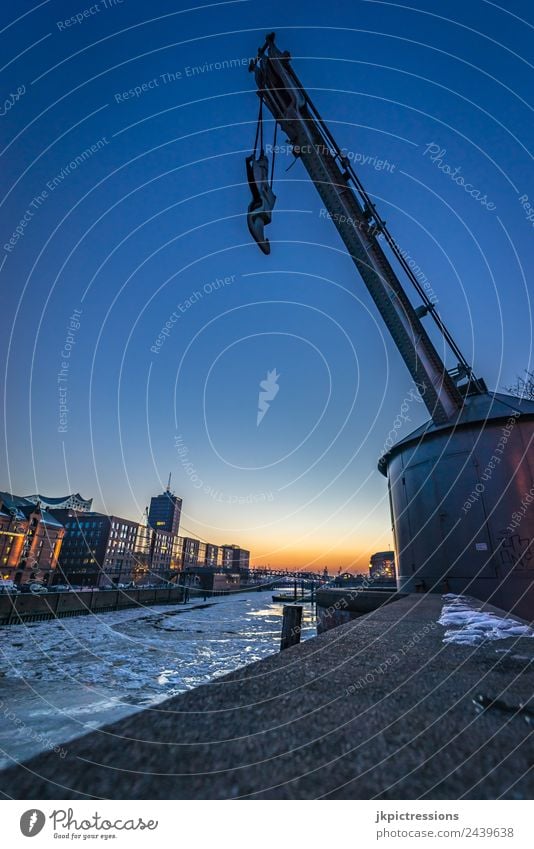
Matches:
[298,84,483,388]
[252,93,264,155]
[252,91,279,190]
[270,120,278,188]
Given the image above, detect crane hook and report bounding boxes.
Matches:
[246,153,276,254]
[246,94,276,254]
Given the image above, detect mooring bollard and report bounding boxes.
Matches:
[280,604,303,651]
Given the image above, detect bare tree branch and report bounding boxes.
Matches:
[506,369,534,400]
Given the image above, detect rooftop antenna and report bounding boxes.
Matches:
[166,472,172,493]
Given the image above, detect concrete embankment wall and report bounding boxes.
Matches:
[0,586,185,625]
[0,582,273,626]
[2,594,533,799]
[315,586,403,632]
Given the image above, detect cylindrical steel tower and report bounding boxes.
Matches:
[379,392,534,621]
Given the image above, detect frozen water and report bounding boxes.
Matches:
[0,591,315,768]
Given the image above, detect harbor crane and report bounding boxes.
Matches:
[245,34,534,620]
[246,33,487,427]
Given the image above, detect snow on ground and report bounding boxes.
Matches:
[0,591,316,768]
[438,594,534,646]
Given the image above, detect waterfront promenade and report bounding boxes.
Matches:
[1,594,532,799]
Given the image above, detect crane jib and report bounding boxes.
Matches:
[246,33,486,427]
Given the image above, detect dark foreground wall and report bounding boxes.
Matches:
[1,594,533,800]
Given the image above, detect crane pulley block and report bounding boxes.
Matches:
[246,152,276,255]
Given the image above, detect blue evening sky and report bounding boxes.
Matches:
[1,0,532,569]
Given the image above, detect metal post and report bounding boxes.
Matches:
[280,604,303,651]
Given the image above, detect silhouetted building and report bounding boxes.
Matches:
[222,544,250,572]
[147,488,182,535]
[23,492,92,511]
[369,550,396,583]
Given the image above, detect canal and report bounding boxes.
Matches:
[0,590,316,768]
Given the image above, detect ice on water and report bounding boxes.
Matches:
[0,592,314,766]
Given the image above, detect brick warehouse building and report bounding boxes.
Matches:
[0,492,65,585]
[0,497,26,580]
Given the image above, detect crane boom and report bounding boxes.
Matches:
[249,33,484,426]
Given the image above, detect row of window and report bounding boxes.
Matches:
[62,557,97,565]
[65,520,136,533]
[65,521,103,529]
